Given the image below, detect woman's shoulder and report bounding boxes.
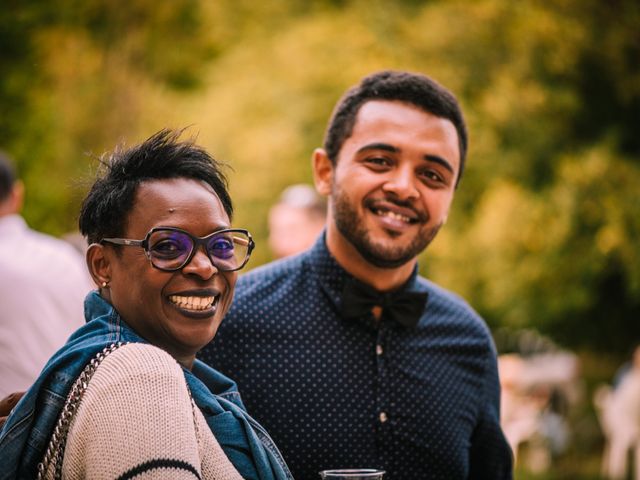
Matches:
[61,344,242,479]
[99,343,182,372]
[85,343,187,402]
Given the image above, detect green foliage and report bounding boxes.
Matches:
[0,0,215,233]
[0,0,637,352]
[429,143,640,351]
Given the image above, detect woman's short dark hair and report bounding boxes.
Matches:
[79,129,233,244]
[323,70,468,185]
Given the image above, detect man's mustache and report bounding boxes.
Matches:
[364,196,429,224]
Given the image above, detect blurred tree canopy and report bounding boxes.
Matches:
[1,0,638,353]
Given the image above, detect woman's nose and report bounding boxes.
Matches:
[182,246,218,279]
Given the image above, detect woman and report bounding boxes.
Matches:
[0,130,292,479]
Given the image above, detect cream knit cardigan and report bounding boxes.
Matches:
[42,343,242,479]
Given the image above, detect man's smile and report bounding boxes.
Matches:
[366,198,426,227]
[372,207,415,224]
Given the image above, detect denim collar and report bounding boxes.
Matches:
[0,291,292,480]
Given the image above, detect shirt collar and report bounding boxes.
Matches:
[0,214,28,236]
[305,230,426,325]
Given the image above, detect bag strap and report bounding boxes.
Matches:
[37,342,127,480]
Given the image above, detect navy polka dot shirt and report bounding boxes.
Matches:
[200,235,513,479]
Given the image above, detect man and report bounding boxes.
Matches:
[201,71,513,479]
[268,183,327,259]
[0,152,94,397]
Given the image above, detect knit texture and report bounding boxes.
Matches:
[42,343,241,479]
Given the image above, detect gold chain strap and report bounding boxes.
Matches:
[36,342,127,480]
[186,383,200,439]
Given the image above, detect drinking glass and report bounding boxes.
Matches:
[319,469,385,479]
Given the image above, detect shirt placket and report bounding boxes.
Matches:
[374,321,391,467]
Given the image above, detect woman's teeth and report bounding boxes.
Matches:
[169,295,216,311]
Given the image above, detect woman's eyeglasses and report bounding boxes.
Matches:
[101,227,255,272]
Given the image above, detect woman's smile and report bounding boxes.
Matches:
[167,290,220,319]
[168,294,217,311]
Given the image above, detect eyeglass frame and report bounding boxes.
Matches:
[101,226,255,272]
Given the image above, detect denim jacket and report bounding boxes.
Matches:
[0,291,292,480]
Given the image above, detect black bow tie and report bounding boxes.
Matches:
[340,277,429,328]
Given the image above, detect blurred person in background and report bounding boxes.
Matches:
[268,183,326,259]
[0,151,93,398]
[595,344,640,479]
[498,348,578,473]
[612,344,640,390]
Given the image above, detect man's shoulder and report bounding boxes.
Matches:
[28,228,85,259]
[0,219,87,272]
[227,253,312,316]
[416,275,492,337]
[417,275,473,311]
[235,253,309,296]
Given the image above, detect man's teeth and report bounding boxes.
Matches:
[169,295,216,311]
[375,209,412,223]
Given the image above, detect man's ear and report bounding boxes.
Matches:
[312,148,334,197]
[0,181,24,216]
[86,243,111,290]
[11,181,24,213]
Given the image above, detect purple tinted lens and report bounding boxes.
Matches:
[148,230,193,269]
[207,232,239,270]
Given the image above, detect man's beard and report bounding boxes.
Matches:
[332,185,442,269]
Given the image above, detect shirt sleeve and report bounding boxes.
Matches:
[59,343,242,480]
[468,344,514,479]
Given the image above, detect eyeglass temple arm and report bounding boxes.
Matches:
[102,238,144,247]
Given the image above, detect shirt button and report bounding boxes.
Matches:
[376,344,383,356]
[379,411,388,423]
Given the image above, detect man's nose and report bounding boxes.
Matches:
[382,165,419,200]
